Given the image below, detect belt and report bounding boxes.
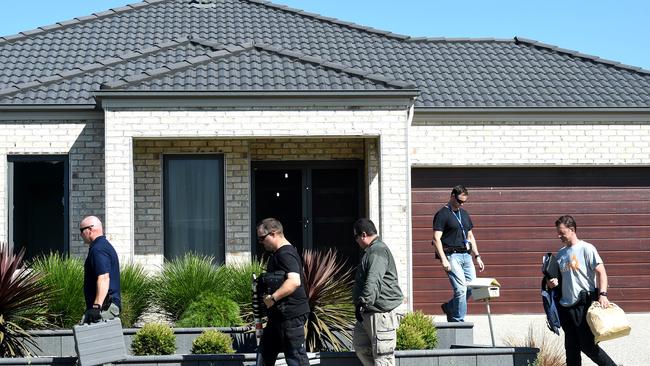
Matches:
[443,246,470,254]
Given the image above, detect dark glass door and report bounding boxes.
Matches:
[253,161,363,266]
[9,156,68,260]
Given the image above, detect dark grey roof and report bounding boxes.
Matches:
[1,0,649,108]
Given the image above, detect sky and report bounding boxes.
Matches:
[0,0,648,71]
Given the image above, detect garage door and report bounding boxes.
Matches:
[412,168,650,314]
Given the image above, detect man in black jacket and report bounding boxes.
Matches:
[257,218,310,366]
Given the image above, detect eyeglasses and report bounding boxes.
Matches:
[257,232,272,242]
[79,225,94,233]
[455,196,467,205]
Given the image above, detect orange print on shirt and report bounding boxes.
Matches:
[568,254,580,271]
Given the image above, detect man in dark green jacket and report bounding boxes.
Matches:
[352,218,403,366]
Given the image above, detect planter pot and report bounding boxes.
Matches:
[27,321,474,357]
[27,327,255,356]
[0,347,538,366]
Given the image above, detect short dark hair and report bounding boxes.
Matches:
[353,218,377,237]
[451,185,468,197]
[257,217,284,235]
[555,215,577,232]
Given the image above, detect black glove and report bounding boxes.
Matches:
[355,304,364,323]
[83,307,102,324]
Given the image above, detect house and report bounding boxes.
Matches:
[1,0,649,315]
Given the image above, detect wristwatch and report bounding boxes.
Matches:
[266,294,276,303]
[599,291,608,297]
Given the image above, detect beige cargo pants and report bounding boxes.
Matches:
[353,309,398,366]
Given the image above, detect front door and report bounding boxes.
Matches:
[253,161,363,266]
[8,155,68,260]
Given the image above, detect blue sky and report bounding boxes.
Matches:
[1,0,648,70]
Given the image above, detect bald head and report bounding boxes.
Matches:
[80,216,104,244]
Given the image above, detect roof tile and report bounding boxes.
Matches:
[0,0,648,107]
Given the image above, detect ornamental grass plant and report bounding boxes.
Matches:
[119,261,154,327]
[504,323,565,366]
[302,248,355,351]
[0,242,53,357]
[152,253,223,321]
[30,252,84,328]
[215,261,265,324]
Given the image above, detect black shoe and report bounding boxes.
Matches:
[441,302,452,322]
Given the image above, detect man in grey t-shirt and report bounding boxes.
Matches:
[547,215,617,366]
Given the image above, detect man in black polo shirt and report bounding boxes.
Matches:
[432,185,484,322]
[80,216,121,323]
[257,218,310,366]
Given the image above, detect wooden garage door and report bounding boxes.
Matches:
[412,168,650,314]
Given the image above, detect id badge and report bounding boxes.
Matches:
[464,240,471,251]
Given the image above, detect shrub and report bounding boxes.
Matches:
[176,292,242,327]
[396,311,437,350]
[191,329,235,354]
[131,323,176,355]
[302,248,355,351]
[152,253,222,320]
[0,242,53,357]
[120,262,154,327]
[215,261,265,324]
[504,323,564,366]
[396,324,427,350]
[30,252,84,328]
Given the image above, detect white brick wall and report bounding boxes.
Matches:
[132,137,366,266]
[410,121,650,166]
[0,119,104,256]
[105,108,411,301]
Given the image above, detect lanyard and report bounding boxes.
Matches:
[446,205,467,241]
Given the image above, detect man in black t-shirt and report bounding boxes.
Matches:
[257,218,310,366]
[432,185,484,322]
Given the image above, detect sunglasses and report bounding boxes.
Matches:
[257,232,273,242]
[79,225,94,233]
[455,196,467,204]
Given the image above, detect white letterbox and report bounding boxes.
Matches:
[468,277,501,301]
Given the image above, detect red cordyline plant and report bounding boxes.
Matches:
[302,248,355,352]
[0,242,52,357]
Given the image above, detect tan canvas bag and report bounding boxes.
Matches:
[586,302,631,343]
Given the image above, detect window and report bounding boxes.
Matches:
[163,155,225,262]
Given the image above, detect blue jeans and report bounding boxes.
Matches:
[446,253,476,322]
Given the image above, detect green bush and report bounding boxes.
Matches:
[396,324,427,350]
[120,262,154,327]
[191,330,235,354]
[30,252,85,328]
[216,261,265,324]
[396,311,437,350]
[152,253,223,320]
[131,323,176,355]
[176,292,242,327]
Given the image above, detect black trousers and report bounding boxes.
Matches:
[260,313,309,366]
[558,292,617,366]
